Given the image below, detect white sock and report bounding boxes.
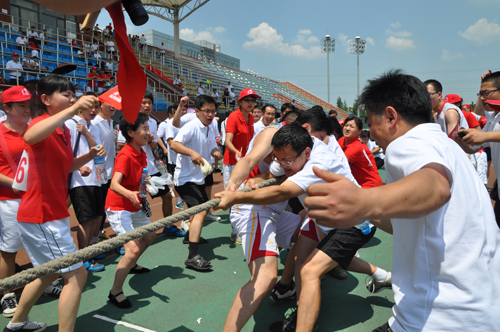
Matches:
[371,268,388,281]
[7,320,26,330]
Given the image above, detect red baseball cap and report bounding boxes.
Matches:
[12,52,19,56]
[444,94,462,104]
[91,66,97,70]
[463,104,471,109]
[1,85,31,104]
[239,88,260,100]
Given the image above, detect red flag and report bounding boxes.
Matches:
[98,85,122,110]
[106,2,147,124]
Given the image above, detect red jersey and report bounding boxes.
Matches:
[223,109,254,166]
[462,111,480,129]
[97,74,110,88]
[17,113,74,223]
[105,143,147,212]
[338,137,383,188]
[87,72,99,89]
[0,121,25,200]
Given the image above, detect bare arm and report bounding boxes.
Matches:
[24,96,98,146]
[109,171,142,209]
[0,173,14,187]
[226,127,278,191]
[170,141,204,166]
[157,137,168,154]
[172,96,189,128]
[216,179,304,210]
[474,96,486,117]
[369,219,393,235]
[304,163,451,229]
[444,109,460,136]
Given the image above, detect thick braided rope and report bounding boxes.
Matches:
[0,177,279,293]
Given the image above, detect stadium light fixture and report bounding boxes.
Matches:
[321,35,335,104]
[350,35,366,116]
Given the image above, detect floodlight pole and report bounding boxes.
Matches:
[321,35,335,104]
[350,36,366,117]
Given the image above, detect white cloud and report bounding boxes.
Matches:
[296,29,319,43]
[386,36,415,51]
[214,26,226,33]
[442,49,465,60]
[389,22,401,28]
[385,29,412,38]
[298,29,312,35]
[126,24,134,34]
[459,18,500,45]
[366,37,375,46]
[307,36,319,43]
[180,28,217,43]
[244,23,323,59]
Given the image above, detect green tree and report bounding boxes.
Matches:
[336,96,343,110]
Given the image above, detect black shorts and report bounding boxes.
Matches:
[316,226,376,269]
[288,197,304,214]
[372,322,392,332]
[205,173,214,187]
[69,186,105,223]
[175,182,208,208]
[100,179,111,206]
[484,146,492,162]
[149,171,171,199]
[167,163,176,175]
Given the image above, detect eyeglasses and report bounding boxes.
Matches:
[272,149,304,167]
[428,92,438,96]
[477,89,500,98]
[201,109,217,115]
[241,98,256,103]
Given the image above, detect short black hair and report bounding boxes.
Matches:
[143,91,154,103]
[282,110,301,123]
[120,112,149,143]
[84,91,98,97]
[329,117,343,139]
[272,123,313,154]
[252,105,262,112]
[167,105,175,115]
[264,104,277,113]
[344,115,363,131]
[424,79,442,93]
[35,75,75,117]
[360,130,370,139]
[195,94,216,110]
[294,107,333,135]
[281,103,295,113]
[358,69,432,126]
[482,71,500,89]
[329,110,337,116]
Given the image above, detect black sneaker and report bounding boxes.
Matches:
[269,281,296,303]
[269,308,318,332]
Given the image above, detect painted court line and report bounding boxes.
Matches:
[93,314,156,332]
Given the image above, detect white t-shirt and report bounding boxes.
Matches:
[105,41,115,51]
[0,110,6,122]
[162,118,179,165]
[160,45,166,53]
[369,140,385,160]
[197,86,204,96]
[105,62,113,71]
[27,31,38,38]
[6,60,23,78]
[483,110,500,190]
[173,117,217,186]
[118,116,159,175]
[253,120,267,138]
[211,92,219,103]
[229,91,236,102]
[385,123,500,332]
[434,102,469,137]
[140,36,146,44]
[16,36,26,45]
[93,53,101,59]
[75,90,83,98]
[65,116,101,188]
[226,84,233,91]
[91,114,116,178]
[173,77,181,85]
[270,136,356,221]
[31,49,39,58]
[91,44,99,52]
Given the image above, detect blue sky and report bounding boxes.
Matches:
[97,0,500,107]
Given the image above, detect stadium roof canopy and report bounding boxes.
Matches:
[141,0,210,58]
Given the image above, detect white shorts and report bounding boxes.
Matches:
[230,204,301,264]
[299,217,332,243]
[106,208,150,236]
[18,218,83,273]
[0,199,23,253]
[222,163,235,189]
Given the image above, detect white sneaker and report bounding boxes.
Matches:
[43,280,63,298]
[230,232,242,245]
[6,316,47,331]
[1,293,17,318]
[366,272,392,293]
[180,220,190,232]
[205,213,221,222]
